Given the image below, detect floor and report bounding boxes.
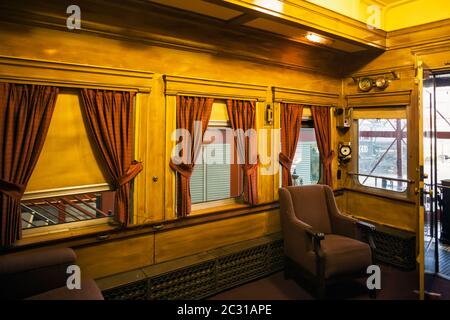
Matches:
[424,214,450,277]
[210,265,450,300]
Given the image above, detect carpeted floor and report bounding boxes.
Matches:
[210,265,450,300]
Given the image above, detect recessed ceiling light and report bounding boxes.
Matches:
[305,33,333,45]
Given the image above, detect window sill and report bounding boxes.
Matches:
[190,198,248,216]
[15,221,117,248]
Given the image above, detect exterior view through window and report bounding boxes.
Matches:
[190,128,242,204]
[290,126,320,185]
[358,119,407,192]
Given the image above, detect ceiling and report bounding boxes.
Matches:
[146,0,371,53]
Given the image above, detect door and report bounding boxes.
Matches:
[423,70,450,297]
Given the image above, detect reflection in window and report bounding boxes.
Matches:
[291,127,320,186]
[358,119,407,192]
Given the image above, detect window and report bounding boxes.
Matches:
[357,118,407,192]
[21,89,114,230]
[189,101,243,207]
[21,191,114,230]
[280,120,321,186]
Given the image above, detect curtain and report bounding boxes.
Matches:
[226,99,258,205]
[170,96,214,217]
[81,89,142,226]
[0,83,59,246]
[279,103,304,187]
[312,105,334,187]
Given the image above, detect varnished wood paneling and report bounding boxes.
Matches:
[154,210,280,263]
[74,234,154,279]
[388,19,450,50]
[344,190,416,232]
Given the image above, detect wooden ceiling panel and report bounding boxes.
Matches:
[148,0,243,20]
[245,18,367,53]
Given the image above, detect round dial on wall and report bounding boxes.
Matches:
[339,144,352,157]
[375,77,390,89]
[358,78,373,92]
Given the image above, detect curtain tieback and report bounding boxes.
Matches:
[169,160,193,178]
[278,152,293,169]
[243,164,258,177]
[116,161,144,187]
[0,178,25,199]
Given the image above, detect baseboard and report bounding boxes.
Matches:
[96,233,284,300]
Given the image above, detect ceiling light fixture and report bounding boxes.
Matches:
[305,32,333,45]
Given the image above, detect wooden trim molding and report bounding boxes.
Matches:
[272,86,339,106]
[388,18,450,51]
[0,56,153,92]
[164,75,268,101]
[346,90,412,107]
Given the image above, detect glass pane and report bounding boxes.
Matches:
[190,127,236,204]
[21,191,114,229]
[358,119,407,192]
[291,127,320,185]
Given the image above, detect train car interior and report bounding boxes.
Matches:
[0,0,450,302]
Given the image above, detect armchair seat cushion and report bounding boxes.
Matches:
[315,234,372,279]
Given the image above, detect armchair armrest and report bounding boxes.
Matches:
[290,218,325,258]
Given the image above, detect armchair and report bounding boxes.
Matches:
[0,247,103,300]
[279,185,376,299]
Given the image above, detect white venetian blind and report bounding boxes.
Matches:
[190,143,231,203]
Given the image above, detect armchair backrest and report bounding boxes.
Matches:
[286,185,332,234]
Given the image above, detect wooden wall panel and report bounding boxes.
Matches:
[74,234,154,279]
[344,191,416,232]
[154,210,280,263]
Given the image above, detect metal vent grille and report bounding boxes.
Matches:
[101,237,284,300]
[148,261,216,300]
[103,280,147,300]
[216,245,268,291]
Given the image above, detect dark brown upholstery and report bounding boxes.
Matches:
[0,248,103,300]
[279,185,375,298]
[27,279,103,300]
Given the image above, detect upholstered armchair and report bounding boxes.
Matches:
[0,247,103,300]
[279,185,376,299]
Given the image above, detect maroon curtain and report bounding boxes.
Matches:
[312,105,334,187]
[226,99,258,205]
[81,89,142,226]
[170,96,213,217]
[0,83,59,246]
[279,103,304,187]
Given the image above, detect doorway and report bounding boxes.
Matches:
[423,72,450,280]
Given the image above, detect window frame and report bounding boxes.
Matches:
[21,90,138,234]
[353,115,409,195]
